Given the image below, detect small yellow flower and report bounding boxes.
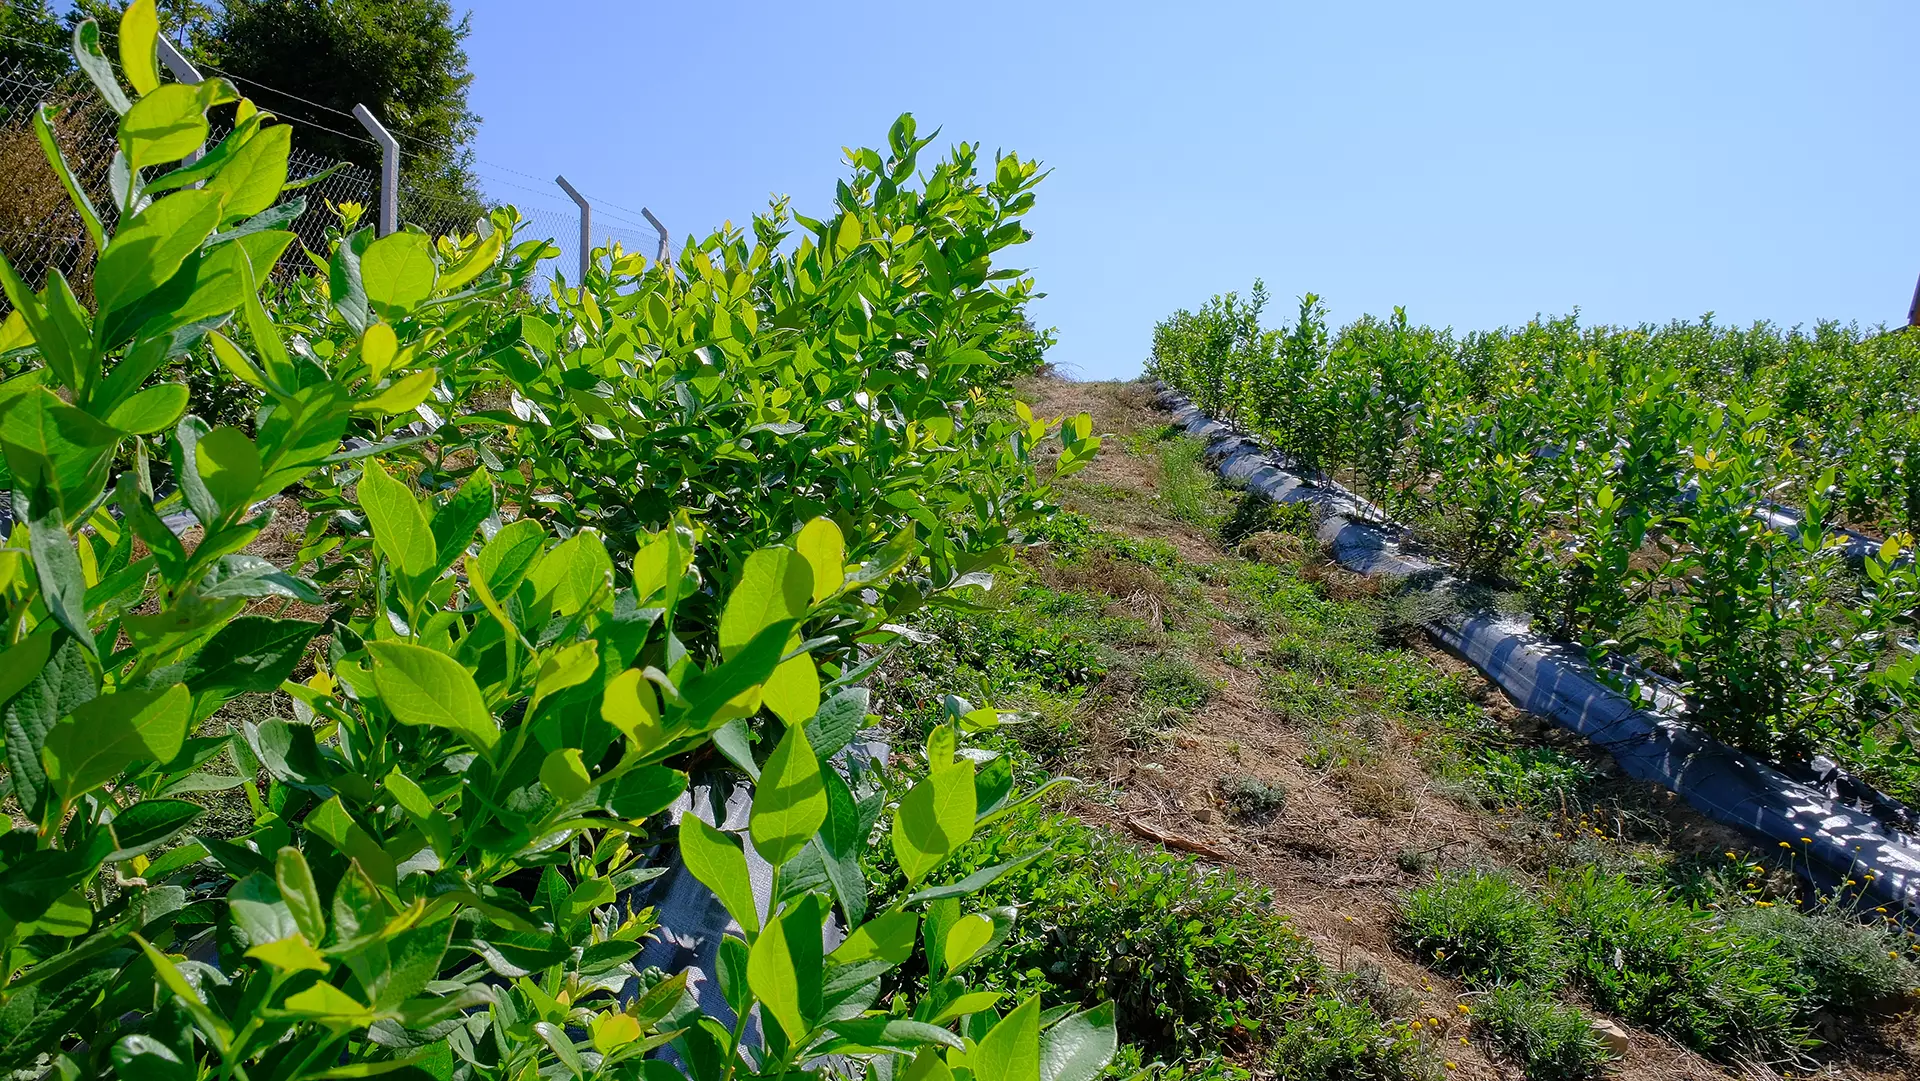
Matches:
[1444,1062,1458,1071]
[1726,851,1738,859]
[1756,901,1774,907]
[1457,1004,1471,1014]
[1779,841,1792,848]
[1800,837,1811,843]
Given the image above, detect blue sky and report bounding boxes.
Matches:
[460,1,1918,380]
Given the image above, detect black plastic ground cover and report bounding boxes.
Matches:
[1152,386,1920,923]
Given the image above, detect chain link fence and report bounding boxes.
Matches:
[1,59,670,317]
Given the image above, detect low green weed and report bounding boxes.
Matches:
[1396,871,1567,989]
[1156,435,1231,530]
[1138,650,1213,711]
[1548,870,1807,1060]
[1473,983,1612,1081]
[1272,994,1428,1081]
[1726,901,1919,1018]
[1447,747,1596,814]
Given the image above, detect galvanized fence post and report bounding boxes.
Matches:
[554,175,591,283]
[155,36,205,165]
[352,104,400,236]
[642,207,670,266]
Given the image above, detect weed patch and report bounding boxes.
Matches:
[1473,983,1611,1081]
[1396,871,1567,989]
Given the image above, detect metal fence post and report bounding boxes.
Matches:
[155,36,205,165]
[642,207,670,266]
[352,104,400,237]
[554,175,591,283]
[1909,273,1920,327]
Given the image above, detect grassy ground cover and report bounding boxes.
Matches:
[865,375,1920,1081]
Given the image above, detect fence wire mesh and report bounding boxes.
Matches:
[2,59,667,317]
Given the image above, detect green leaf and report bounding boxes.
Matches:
[276,846,326,943]
[121,84,213,174]
[306,799,397,890]
[476,517,546,596]
[107,383,189,435]
[106,798,204,861]
[601,765,686,820]
[972,996,1042,1081]
[806,686,868,760]
[365,641,499,753]
[942,913,994,974]
[29,511,96,655]
[526,530,612,618]
[891,744,977,884]
[750,720,827,869]
[748,893,825,1044]
[677,815,759,934]
[361,232,437,318]
[228,872,298,947]
[2,628,92,818]
[795,517,845,602]
[358,460,435,583]
[539,748,593,802]
[193,425,262,520]
[93,189,222,317]
[828,910,918,966]
[529,639,599,719]
[246,932,328,973]
[717,547,812,660]
[180,616,322,699]
[762,648,820,725]
[383,770,453,860]
[118,0,161,95]
[204,123,292,225]
[430,468,494,575]
[1040,1002,1117,1081]
[40,684,189,801]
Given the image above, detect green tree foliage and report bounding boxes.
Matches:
[197,0,485,227]
[0,1,71,89]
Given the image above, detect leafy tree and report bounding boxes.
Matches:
[1,0,71,87]
[195,0,486,228]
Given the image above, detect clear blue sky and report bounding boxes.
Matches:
[459,1,1918,380]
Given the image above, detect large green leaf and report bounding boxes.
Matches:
[361,232,437,318]
[365,641,499,753]
[106,383,189,436]
[192,425,262,521]
[104,798,204,862]
[204,123,292,225]
[971,996,1042,1081]
[677,815,759,934]
[525,530,612,618]
[358,460,435,584]
[750,720,827,869]
[1,629,92,817]
[93,189,223,319]
[891,752,977,885]
[40,683,188,802]
[747,893,824,1044]
[0,387,119,522]
[180,616,322,700]
[1040,1003,1117,1081]
[275,846,327,943]
[717,547,812,660]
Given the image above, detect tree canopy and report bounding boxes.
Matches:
[196,0,484,225]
